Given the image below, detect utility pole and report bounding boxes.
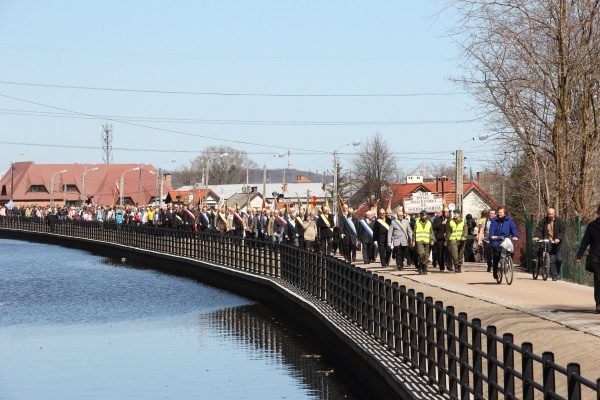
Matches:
[159,169,164,207]
[333,150,339,216]
[246,169,250,211]
[455,149,464,211]
[137,168,143,205]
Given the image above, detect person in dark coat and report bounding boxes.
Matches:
[285,210,300,246]
[357,210,376,264]
[533,207,566,281]
[339,204,358,263]
[372,208,392,267]
[488,205,520,280]
[575,204,600,314]
[316,206,335,255]
[432,208,450,271]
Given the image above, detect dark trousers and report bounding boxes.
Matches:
[465,238,475,262]
[320,237,333,255]
[362,242,374,264]
[590,254,600,308]
[343,243,356,262]
[492,245,505,275]
[549,244,564,279]
[484,242,493,271]
[378,244,391,266]
[393,245,408,267]
[434,240,447,270]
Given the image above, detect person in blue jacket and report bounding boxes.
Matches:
[488,205,519,280]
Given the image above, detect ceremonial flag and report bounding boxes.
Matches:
[115,180,120,195]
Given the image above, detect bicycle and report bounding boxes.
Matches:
[493,236,515,285]
[533,239,551,281]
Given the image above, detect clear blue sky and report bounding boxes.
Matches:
[0,1,488,178]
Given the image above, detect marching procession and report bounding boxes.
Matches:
[0,200,500,277]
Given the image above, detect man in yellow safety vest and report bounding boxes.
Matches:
[412,210,435,275]
[446,209,468,273]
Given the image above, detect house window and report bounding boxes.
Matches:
[61,185,80,193]
[28,185,48,193]
[1,185,6,196]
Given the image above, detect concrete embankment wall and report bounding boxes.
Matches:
[0,229,422,400]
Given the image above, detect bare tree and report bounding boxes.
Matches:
[351,132,398,209]
[172,146,258,188]
[448,0,600,220]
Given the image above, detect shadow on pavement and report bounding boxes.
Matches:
[550,307,599,314]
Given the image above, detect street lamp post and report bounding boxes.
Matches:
[263,153,285,207]
[332,141,360,217]
[50,169,67,206]
[9,153,24,203]
[204,153,228,206]
[82,166,98,203]
[136,164,150,205]
[120,167,140,206]
[455,135,488,211]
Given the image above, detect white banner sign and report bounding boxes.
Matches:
[404,192,444,214]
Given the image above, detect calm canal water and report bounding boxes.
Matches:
[0,239,376,399]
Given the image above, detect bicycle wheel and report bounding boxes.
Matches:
[542,252,549,281]
[532,255,540,280]
[505,255,514,285]
[496,256,503,284]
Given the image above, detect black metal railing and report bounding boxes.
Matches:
[1,216,599,400]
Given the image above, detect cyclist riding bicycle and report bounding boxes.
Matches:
[488,205,519,281]
[532,207,566,281]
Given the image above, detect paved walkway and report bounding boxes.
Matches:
[350,255,600,383]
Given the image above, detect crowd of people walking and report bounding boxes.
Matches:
[2,199,599,313]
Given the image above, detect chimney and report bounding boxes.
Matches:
[283,183,288,193]
[436,176,450,193]
[476,172,483,182]
[164,173,172,189]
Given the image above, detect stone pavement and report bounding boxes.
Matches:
[350,254,600,383]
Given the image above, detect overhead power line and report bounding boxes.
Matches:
[0,80,467,98]
[0,108,480,126]
[0,92,324,154]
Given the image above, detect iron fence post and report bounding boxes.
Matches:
[417,292,426,376]
[447,305,457,398]
[522,342,534,400]
[472,318,483,399]
[487,325,498,400]
[435,301,447,394]
[458,312,469,399]
[567,363,581,400]
[543,351,556,398]
[503,333,515,397]
[425,296,435,385]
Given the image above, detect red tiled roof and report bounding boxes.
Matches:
[0,162,173,206]
[354,180,498,218]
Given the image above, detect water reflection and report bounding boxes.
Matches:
[0,239,375,399]
[204,305,374,399]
